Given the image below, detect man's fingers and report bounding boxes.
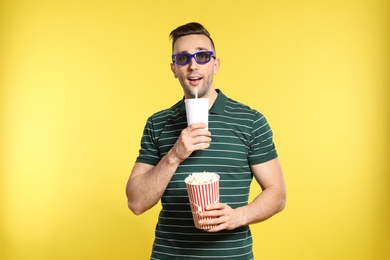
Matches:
[188,122,208,130]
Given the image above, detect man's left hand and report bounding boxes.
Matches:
[198,202,244,232]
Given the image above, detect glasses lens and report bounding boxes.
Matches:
[175,53,190,65]
[195,52,211,63]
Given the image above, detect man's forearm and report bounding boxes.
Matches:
[237,185,286,226]
[126,150,181,215]
[127,124,211,215]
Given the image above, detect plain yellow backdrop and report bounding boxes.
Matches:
[1,0,389,259]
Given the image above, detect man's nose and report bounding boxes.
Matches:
[188,57,198,70]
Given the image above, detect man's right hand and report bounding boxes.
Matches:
[169,122,211,163]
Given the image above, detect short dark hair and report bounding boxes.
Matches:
[169,22,216,54]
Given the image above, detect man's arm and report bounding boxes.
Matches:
[126,123,211,215]
[199,158,286,231]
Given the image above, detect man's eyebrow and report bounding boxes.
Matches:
[175,47,211,54]
[196,47,209,51]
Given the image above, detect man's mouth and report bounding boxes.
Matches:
[188,76,203,81]
[187,75,203,85]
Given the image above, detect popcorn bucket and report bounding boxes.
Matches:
[185,173,220,230]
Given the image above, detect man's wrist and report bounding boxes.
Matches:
[235,206,250,227]
[165,149,182,166]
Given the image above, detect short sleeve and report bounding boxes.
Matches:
[135,117,160,166]
[248,111,278,165]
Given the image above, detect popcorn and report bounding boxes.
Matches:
[184,172,220,230]
[184,172,220,185]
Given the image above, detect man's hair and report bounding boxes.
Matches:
[169,22,216,54]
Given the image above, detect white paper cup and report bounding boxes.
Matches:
[184,98,209,129]
[184,172,220,230]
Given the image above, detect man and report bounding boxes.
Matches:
[126,22,286,259]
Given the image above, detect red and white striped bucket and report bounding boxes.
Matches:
[185,175,220,230]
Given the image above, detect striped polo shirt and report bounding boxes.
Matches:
[136,89,278,259]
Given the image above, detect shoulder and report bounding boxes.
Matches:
[224,96,264,121]
[147,100,183,123]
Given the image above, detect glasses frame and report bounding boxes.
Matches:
[171,51,216,66]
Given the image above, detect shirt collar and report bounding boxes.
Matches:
[179,89,227,115]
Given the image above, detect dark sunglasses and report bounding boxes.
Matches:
[172,51,215,66]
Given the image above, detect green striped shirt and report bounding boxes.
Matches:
[136,89,278,259]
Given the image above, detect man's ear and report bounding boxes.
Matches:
[213,58,220,75]
[170,63,178,78]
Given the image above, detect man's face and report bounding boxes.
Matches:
[170,34,220,99]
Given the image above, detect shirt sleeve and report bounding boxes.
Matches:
[135,117,161,166]
[248,111,278,165]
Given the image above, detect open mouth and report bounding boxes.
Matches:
[188,76,203,81]
[188,76,203,85]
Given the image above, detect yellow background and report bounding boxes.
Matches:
[1,0,389,259]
